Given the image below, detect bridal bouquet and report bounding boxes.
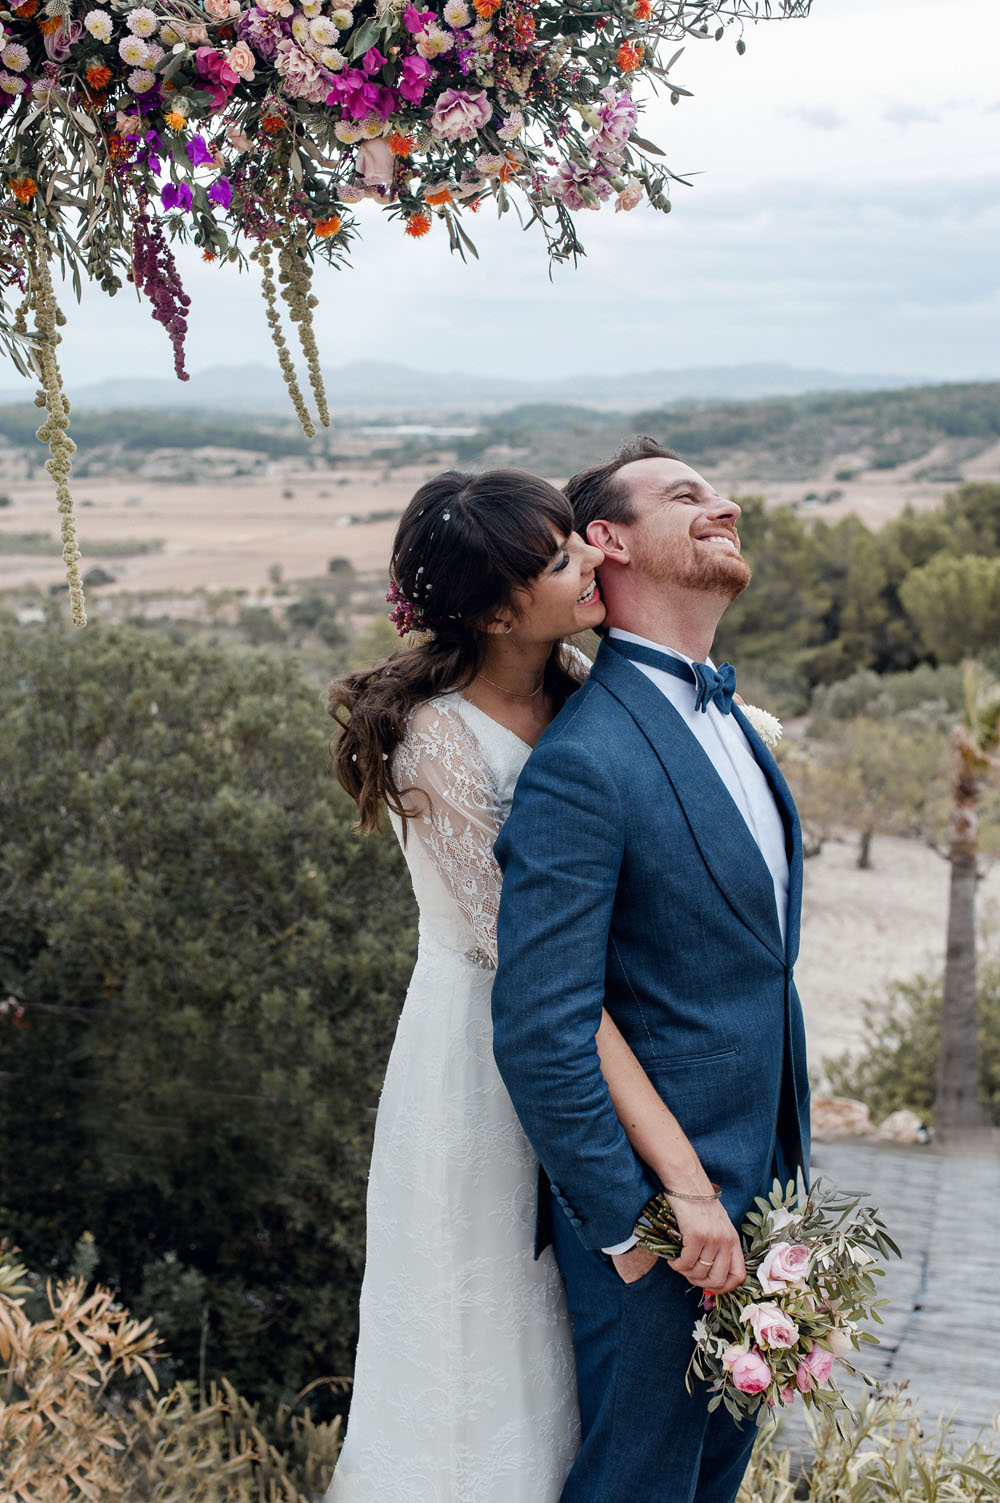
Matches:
[636,1178,900,1426]
[0,0,811,624]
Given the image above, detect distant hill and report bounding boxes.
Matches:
[0,359,927,416]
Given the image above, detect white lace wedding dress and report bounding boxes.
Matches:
[326,692,580,1503]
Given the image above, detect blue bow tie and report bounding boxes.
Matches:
[605,637,737,715]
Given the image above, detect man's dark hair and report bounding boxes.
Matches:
[564,434,680,540]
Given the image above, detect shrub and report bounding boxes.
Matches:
[823,954,1000,1125]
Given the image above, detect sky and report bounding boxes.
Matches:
[19,0,1000,388]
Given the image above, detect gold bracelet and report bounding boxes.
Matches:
[662,1182,722,1203]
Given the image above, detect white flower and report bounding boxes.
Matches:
[84,8,113,40]
[309,15,339,44]
[144,40,164,64]
[331,7,354,27]
[2,42,29,70]
[119,33,150,64]
[126,6,159,36]
[469,16,492,36]
[334,119,364,142]
[291,14,310,41]
[443,0,470,25]
[319,45,345,68]
[127,66,157,92]
[416,23,452,57]
[299,0,322,13]
[740,703,782,749]
[497,108,524,140]
[160,22,185,43]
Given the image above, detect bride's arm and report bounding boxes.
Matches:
[595,1011,746,1290]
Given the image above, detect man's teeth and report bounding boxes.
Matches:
[702,535,739,550]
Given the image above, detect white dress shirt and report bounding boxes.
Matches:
[602,629,790,1256]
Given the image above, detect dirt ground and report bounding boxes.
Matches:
[796,832,1000,1076]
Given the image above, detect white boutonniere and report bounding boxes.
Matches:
[739,703,783,749]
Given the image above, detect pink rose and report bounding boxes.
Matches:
[226,40,256,78]
[795,1345,835,1392]
[743,1301,800,1350]
[357,136,395,186]
[614,177,643,213]
[822,1326,854,1357]
[226,123,253,151]
[257,0,294,13]
[430,86,491,141]
[205,0,242,17]
[757,1242,811,1294]
[730,1348,772,1395]
[185,23,209,43]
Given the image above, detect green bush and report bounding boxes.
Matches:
[824,954,1000,1125]
[0,619,416,1411]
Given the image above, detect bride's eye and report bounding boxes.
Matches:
[552,552,570,573]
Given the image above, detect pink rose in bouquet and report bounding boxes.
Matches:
[743,1301,800,1350]
[722,1345,772,1395]
[795,1345,835,1391]
[226,41,257,80]
[757,1241,811,1294]
[205,0,242,18]
[431,86,491,141]
[357,136,395,186]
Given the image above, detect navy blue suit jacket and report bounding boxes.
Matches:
[492,640,810,1253]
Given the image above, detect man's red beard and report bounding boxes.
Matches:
[634,532,751,601]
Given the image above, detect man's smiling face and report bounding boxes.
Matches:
[612,457,751,601]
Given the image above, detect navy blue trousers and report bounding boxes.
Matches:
[551,1193,758,1503]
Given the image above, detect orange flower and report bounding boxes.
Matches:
[513,13,534,45]
[497,153,518,183]
[203,250,217,261]
[467,196,482,213]
[9,177,37,204]
[261,109,287,134]
[616,40,643,71]
[404,211,431,238]
[424,187,452,206]
[12,0,39,16]
[38,14,62,34]
[108,135,130,162]
[634,0,652,18]
[86,64,113,89]
[389,130,415,157]
[164,110,187,131]
[314,215,342,237]
[473,0,501,16]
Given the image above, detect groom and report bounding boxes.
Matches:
[491,436,810,1503]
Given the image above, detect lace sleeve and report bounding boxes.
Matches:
[394,699,502,968]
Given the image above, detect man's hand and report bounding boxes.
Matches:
[611,1244,660,1285]
[666,1197,745,1294]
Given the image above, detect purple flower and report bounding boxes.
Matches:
[187,133,215,166]
[362,45,387,75]
[161,181,193,212]
[403,3,434,33]
[398,52,432,103]
[430,86,491,142]
[208,175,233,207]
[235,6,284,62]
[594,85,638,153]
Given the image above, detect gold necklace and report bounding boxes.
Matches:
[476,672,545,700]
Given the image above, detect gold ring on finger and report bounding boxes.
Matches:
[695,1257,713,1267]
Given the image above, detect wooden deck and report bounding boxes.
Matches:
[778,1138,1000,1455]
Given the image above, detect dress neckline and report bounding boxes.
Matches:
[452,693,536,752]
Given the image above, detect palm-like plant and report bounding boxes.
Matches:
[935,661,1000,1144]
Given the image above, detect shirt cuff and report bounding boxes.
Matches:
[602,1234,639,1256]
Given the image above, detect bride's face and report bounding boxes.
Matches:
[514,530,606,642]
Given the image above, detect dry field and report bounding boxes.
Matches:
[2,440,994,602]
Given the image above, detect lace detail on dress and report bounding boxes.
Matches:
[393,698,504,968]
[326,691,580,1503]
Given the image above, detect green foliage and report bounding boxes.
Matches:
[0,404,310,456]
[0,531,163,555]
[824,954,1000,1125]
[740,1388,1000,1503]
[0,619,416,1410]
[900,554,1000,664]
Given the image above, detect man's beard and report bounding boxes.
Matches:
[634,531,752,601]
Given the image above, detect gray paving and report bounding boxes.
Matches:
[777,1138,1000,1456]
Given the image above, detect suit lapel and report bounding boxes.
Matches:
[731,703,803,968]
[591,644,786,965]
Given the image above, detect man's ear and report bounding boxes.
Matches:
[587,519,630,564]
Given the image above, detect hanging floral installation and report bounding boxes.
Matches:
[0,0,810,622]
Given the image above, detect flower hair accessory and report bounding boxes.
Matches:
[386,581,429,637]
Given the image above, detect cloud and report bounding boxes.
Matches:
[883,104,941,127]
[788,106,847,132]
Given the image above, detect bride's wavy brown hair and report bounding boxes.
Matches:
[329,469,586,833]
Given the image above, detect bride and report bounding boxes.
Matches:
[326,469,709,1502]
